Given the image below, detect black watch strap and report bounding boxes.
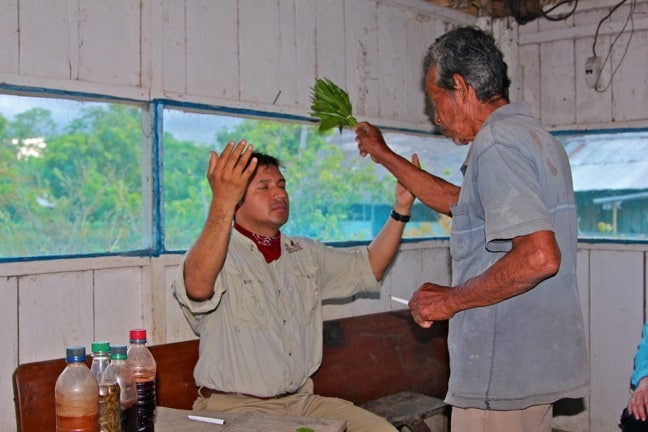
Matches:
[390,209,411,223]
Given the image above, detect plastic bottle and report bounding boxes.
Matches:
[55,346,100,432]
[110,344,138,432]
[90,341,121,432]
[127,329,157,432]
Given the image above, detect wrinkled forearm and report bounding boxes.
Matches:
[449,231,560,312]
[377,151,459,216]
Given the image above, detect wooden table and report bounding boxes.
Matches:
[156,406,346,432]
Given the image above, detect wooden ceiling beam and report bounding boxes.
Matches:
[424,0,545,22]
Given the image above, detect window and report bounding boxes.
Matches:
[162,107,467,250]
[2,90,646,261]
[0,93,148,259]
[558,130,648,241]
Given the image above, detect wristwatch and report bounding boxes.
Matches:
[390,209,411,223]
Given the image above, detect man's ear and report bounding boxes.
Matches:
[452,73,468,99]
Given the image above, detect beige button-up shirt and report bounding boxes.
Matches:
[173,229,379,397]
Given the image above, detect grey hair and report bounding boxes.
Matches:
[423,26,511,102]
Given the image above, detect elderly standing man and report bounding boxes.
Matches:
[173,142,416,432]
[354,26,589,431]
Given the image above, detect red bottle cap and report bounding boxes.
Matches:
[129,328,147,342]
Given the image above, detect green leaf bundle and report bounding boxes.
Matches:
[310,77,357,134]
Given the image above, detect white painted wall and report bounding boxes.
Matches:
[517,0,648,131]
[1,0,647,431]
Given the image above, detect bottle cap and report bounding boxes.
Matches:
[129,329,147,343]
[91,341,110,354]
[66,346,86,362]
[110,344,128,360]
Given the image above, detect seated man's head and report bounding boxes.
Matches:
[235,152,289,236]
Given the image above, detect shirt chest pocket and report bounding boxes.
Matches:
[287,266,319,324]
[449,203,478,262]
[224,269,269,330]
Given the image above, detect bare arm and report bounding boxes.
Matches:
[183,142,257,301]
[367,156,417,280]
[409,230,561,327]
[629,377,648,421]
[355,122,460,216]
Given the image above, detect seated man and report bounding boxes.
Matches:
[173,141,415,432]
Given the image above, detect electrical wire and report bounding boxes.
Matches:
[593,0,629,57]
[593,0,636,92]
[541,0,578,21]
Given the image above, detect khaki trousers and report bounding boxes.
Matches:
[193,379,397,432]
[451,404,553,432]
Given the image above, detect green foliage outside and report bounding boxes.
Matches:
[1,101,395,259]
[164,118,394,249]
[0,104,143,258]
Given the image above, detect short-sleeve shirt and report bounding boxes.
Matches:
[632,322,648,388]
[446,103,590,410]
[173,229,379,397]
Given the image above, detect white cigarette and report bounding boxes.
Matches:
[188,415,226,425]
[389,295,409,305]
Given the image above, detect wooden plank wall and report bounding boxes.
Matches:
[0,242,452,432]
[0,0,474,131]
[516,0,648,131]
[0,0,647,431]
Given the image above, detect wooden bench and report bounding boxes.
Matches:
[13,310,449,432]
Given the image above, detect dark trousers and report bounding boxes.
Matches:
[621,408,648,431]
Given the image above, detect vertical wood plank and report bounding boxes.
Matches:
[18,0,74,79]
[77,0,142,86]
[0,0,19,75]
[164,264,196,343]
[404,10,433,127]
[94,267,145,345]
[576,249,590,353]
[148,0,165,97]
[140,260,155,342]
[239,0,281,105]
[491,18,522,104]
[185,0,238,99]
[376,3,408,122]
[540,39,576,127]
[140,0,153,89]
[612,30,648,122]
[518,43,540,119]
[345,0,380,120]
[161,0,187,94]
[0,276,18,432]
[314,0,346,90]
[294,0,317,113]
[589,249,643,431]
[382,248,419,312]
[19,271,94,363]
[275,0,299,108]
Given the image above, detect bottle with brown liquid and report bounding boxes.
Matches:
[110,344,138,432]
[127,329,157,432]
[90,341,121,432]
[55,346,99,432]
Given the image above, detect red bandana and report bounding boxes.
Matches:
[234,223,282,263]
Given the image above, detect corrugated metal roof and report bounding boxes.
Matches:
[335,129,648,193]
[561,132,648,192]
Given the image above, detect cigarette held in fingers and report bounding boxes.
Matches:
[188,415,226,425]
[389,295,409,305]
